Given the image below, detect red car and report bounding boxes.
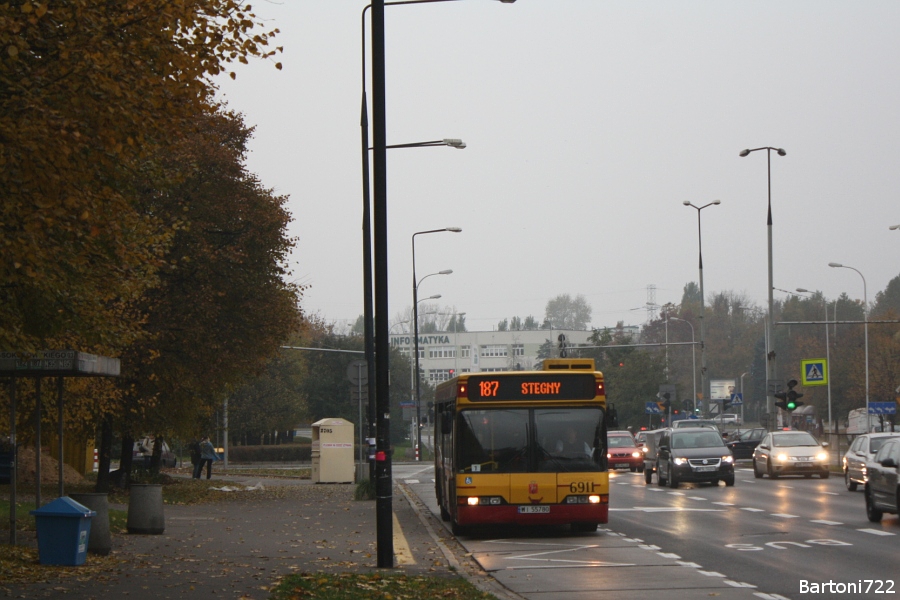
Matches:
[607,431,643,472]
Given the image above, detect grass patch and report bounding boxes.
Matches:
[270,572,498,600]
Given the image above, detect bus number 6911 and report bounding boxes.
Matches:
[569,481,595,493]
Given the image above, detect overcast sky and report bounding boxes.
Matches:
[216,1,900,333]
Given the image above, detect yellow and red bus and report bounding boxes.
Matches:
[433,359,616,535]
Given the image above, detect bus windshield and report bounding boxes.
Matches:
[457,407,605,474]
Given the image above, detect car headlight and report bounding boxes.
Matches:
[673,457,687,466]
[632,452,642,458]
[722,455,734,463]
[776,453,788,462]
[816,452,828,461]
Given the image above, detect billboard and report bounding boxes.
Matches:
[710,379,736,400]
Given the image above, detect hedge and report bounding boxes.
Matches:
[228,444,312,463]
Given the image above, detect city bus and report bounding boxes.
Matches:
[433,358,616,535]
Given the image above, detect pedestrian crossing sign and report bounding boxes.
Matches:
[800,359,828,386]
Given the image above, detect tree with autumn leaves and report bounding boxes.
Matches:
[1,2,302,487]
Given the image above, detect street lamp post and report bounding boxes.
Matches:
[683,200,720,409]
[828,262,869,424]
[669,317,696,414]
[740,371,749,425]
[413,229,460,461]
[413,288,444,459]
[740,146,786,430]
[366,0,514,569]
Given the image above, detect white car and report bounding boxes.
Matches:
[843,432,900,491]
[752,431,829,479]
[712,414,742,426]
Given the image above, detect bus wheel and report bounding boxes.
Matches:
[571,522,598,533]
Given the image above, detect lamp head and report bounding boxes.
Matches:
[796,288,810,293]
[443,139,466,149]
[890,224,900,230]
[828,262,843,268]
[777,148,787,156]
[739,149,751,157]
[712,200,721,205]
[438,269,453,275]
[446,227,462,233]
[682,200,691,206]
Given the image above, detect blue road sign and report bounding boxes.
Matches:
[645,401,661,414]
[730,393,743,406]
[868,402,897,415]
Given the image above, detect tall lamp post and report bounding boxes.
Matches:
[669,317,696,414]
[683,200,720,409]
[413,228,460,460]
[366,0,514,570]
[740,146,786,430]
[828,262,869,423]
[413,287,445,461]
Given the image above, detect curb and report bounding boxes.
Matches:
[397,482,525,600]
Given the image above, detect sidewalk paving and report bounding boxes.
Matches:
[0,470,515,600]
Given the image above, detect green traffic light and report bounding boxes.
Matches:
[787,400,797,410]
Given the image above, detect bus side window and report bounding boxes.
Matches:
[440,406,452,435]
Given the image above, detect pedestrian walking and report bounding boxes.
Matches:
[196,436,219,479]
[189,439,202,478]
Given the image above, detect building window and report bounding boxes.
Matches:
[482,367,508,372]
[397,347,410,358]
[428,346,456,359]
[417,347,424,360]
[429,369,455,382]
[513,344,524,357]
[460,346,470,358]
[481,344,508,358]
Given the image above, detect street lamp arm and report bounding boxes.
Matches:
[740,147,787,157]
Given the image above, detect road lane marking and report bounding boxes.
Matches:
[771,513,798,518]
[726,580,758,588]
[688,496,706,501]
[658,552,680,559]
[678,561,702,568]
[404,479,420,484]
[857,528,896,536]
[699,570,726,577]
[667,491,686,496]
[810,519,842,525]
[609,507,726,512]
[712,501,734,506]
[741,507,765,512]
[822,491,839,496]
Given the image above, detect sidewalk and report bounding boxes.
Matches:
[0,470,513,600]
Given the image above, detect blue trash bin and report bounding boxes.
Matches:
[30,497,96,566]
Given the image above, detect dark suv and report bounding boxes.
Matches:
[656,427,735,488]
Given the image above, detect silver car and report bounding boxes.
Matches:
[752,431,830,479]
[843,432,900,491]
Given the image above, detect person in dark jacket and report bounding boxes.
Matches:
[195,436,219,479]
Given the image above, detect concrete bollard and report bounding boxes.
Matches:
[127,484,165,534]
[69,493,111,555]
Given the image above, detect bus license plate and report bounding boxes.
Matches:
[518,505,550,514]
[694,466,716,472]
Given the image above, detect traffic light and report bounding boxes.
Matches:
[774,379,805,411]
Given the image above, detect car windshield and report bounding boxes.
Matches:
[671,431,725,449]
[607,436,634,448]
[869,436,900,453]
[772,433,818,447]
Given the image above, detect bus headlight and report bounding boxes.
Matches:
[588,495,601,504]
[467,496,503,506]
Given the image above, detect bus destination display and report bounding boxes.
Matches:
[466,373,597,401]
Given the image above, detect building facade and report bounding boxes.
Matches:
[390,328,605,384]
